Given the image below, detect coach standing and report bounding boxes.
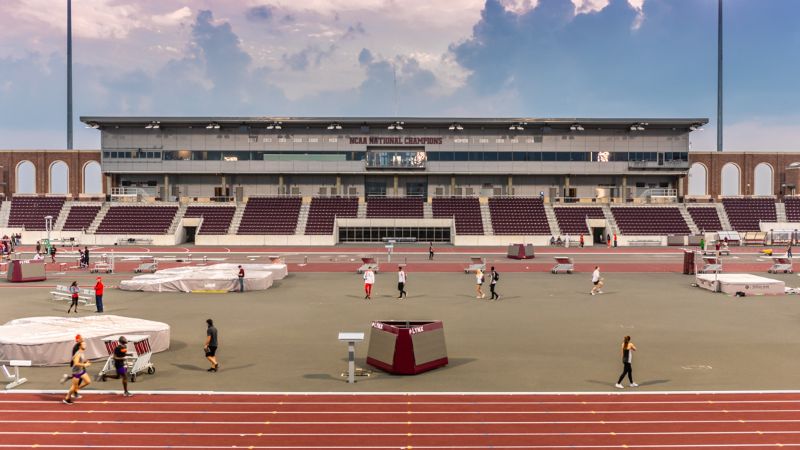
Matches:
[94,276,104,313]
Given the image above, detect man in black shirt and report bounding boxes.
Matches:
[102,336,132,397]
[205,319,219,372]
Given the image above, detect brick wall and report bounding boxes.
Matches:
[687,152,800,199]
[0,150,102,199]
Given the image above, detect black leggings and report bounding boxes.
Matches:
[617,362,633,384]
[490,283,498,299]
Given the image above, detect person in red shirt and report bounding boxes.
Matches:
[237,265,245,293]
[94,277,104,313]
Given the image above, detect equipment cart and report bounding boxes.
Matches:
[768,255,793,274]
[134,257,158,273]
[97,335,156,382]
[463,257,486,273]
[357,257,380,274]
[551,256,574,274]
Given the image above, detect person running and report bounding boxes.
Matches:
[35,240,41,256]
[63,338,91,404]
[591,266,604,296]
[615,335,638,389]
[101,336,133,397]
[60,335,83,386]
[67,281,80,313]
[788,243,793,259]
[397,266,407,299]
[94,277,104,313]
[50,245,57,263]
[475,268,485,299]
[579,234,584,248]
[363,267,375,300]
[83,246,90,267]
[428,242,434,260]
[204,319,219,372]
[489,266,500,300]
[237,265,245,293]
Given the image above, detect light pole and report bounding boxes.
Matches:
[45,215,53,253]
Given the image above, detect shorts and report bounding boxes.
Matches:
[205,346,217,357]
[72,370,86,379]
[115,365,127,376]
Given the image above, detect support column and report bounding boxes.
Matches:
[677,176,684,197]
[622,175,627,202]
[221,175,226,198]
[278,175,284,195]
[564,175,570,200]
[450,176,456,196]
[164,175,170,200]
[393,175,399,196]
[507,175,513,195]
[336,176,341,195]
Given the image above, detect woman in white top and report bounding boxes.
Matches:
[397,266,407,299]
[363,268,375,300]
[475,268,485,299]
[591,266,604,296]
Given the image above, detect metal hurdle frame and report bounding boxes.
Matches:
[551,256,575,274]
[96,335,156,382]
[1,360,30,389]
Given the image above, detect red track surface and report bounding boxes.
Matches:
[2,392,800,448]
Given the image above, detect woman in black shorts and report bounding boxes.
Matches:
[615,335,638,389]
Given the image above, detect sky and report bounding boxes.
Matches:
[0,0,798,151]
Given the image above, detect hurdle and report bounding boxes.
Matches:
[1,360,30,389]
[551,256,574,274]
[768,255,793,274]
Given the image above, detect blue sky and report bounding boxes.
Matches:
[0,0,798,150]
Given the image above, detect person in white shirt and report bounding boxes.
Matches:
[397,266,407,299]
[475,268,485,299]
[591,266,604,296]
[363,268,375,300]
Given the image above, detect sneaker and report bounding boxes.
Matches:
[62,398,73,404]
[71,393,82,399]
[629,383,638,387]
[598,291,604,294]
[59,374,70,384]
[591,292,596,296]
[123,392,133,397]
[615,383,624,389]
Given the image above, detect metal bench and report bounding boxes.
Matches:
[50,285,95,305]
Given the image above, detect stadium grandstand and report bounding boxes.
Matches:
[2,116,800,247]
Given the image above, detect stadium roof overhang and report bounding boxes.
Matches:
[81,116,709,132]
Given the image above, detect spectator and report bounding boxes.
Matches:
[237,265,245,293]
[67,281,80,314]
[94,277,104,313]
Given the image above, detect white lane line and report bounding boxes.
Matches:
[1,430,800,438]
[6,389,800,396]
[4,400,800,406]
[4,419,800,425]
[0,444,799,449]
[3,408,800,415]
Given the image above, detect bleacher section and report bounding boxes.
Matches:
[305,197,359,234]
[237,197,302,235]
[366,197,423,218]
[611,207,690,235]
[722,198,776,231]
[784,197,800,222]
[687,207,723,232]
[432,197,483,235]
[8,197,66,230]
[184,206,235,235]
[62,205,102,231]
[488,197,550,235]
[554,206,605,235]
[96,205,178,234]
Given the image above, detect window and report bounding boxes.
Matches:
[498,152,513,161]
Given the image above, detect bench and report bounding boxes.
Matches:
[1,360,31,389]
[116,238,154,246]
[50,285,96,305]
[628,239,662,247]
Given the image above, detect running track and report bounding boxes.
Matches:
[2,391,800,448]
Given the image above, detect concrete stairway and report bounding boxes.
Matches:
[678,204,700,234]
[715,203,733,231]
[228,203,246,234]
[423,202,433,219]
[776,202,787,222]
[479,204,494,235]
[54,201,72,231]
[87,203,111,234]
[295,203,310,234]
[0,201,11,228]
[601,204,620,234]
[543,204,561,236]
[357,202,367,218]
[168,203,188,234]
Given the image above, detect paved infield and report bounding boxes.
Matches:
[2,245,800,392]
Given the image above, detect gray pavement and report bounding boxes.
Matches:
[2,270,800,392]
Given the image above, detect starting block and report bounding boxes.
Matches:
[551,256,574,274]
[2,360,31,389]
[768,255,793,274]
[699,255,723,274]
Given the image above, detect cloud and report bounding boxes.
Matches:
[246,5,274,22]
[282,44,337,71]
[343,22,366,39]
[151,7,193,27]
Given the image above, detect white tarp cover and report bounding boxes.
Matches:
[0,315,170,366]
[118,263,287,293]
